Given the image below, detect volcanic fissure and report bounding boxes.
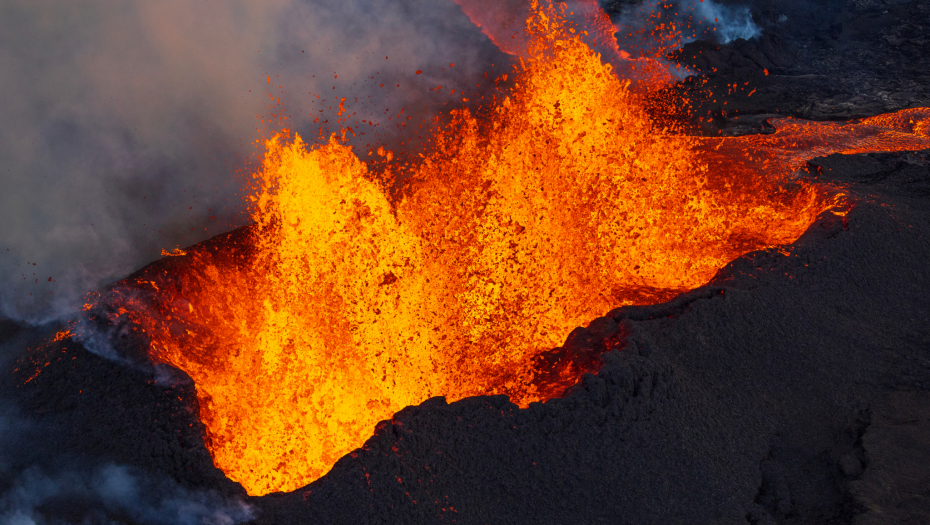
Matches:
[80,1,930,497]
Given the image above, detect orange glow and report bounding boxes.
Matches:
[95,1,930,496]
[700,108,930,182]
[858,107,930,137]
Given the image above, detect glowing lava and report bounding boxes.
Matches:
[95,2,930,496]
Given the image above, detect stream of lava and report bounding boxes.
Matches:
[89,1,930,495]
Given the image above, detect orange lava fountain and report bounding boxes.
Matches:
[94,2,930,496]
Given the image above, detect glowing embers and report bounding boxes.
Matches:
[103,3,930,497]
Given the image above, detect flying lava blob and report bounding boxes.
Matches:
[91,0,930,496]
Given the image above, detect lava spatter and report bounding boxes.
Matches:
[95,1,930,496]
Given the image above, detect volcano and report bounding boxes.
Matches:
[2,0,930,524]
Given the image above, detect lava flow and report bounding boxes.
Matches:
[88,1,930,496]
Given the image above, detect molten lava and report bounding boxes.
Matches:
[95,2,930,496]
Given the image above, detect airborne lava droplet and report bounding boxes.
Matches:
[100,0,930,497]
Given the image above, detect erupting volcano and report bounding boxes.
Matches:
[75,1,930,498]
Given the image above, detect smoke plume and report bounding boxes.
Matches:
[0,0,507,324]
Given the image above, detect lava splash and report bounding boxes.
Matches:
[89,1,930,496]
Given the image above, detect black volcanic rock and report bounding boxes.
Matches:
[808,148,930,196]
[849,391,930,524]
[623,0,930,134]
[3,2,930,519]
[0,326,243,499]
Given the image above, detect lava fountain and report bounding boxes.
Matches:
[87,1,930,496]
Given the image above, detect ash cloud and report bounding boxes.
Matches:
[0,0,507,324]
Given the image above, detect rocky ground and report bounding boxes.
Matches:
[633,0,930,135]
[2,0,930,523]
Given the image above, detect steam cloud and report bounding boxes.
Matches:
[0,464,253,525]
[0,0,760,324]
[611,0,761,55]
[0,404,250,524]
[693,0,762,43]
[0,0,507,324]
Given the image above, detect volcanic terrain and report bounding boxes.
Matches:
[2,1,930,524]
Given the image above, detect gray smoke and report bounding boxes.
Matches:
[692,0,761,43]
[0,327,251,524]
[0,0,759,324]
[0,0,507,324]
[0,464,254,525]
[611,0,761,56]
